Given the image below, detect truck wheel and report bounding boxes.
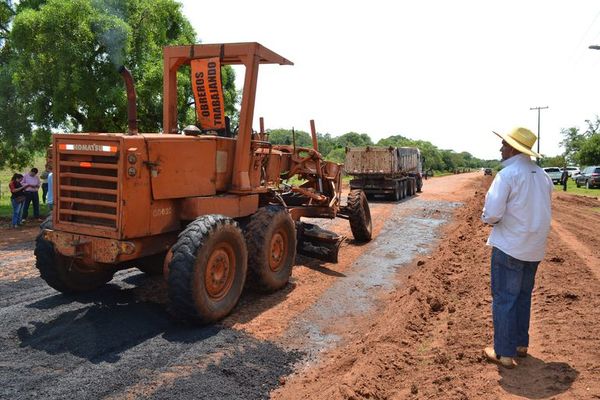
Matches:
[416,176,423,193]
[168,215,247,323]
[34,216,114,293]
[395,181,402,201]
[244,206,296,292]
[347,189,372,242]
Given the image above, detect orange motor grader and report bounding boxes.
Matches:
[35,42,372,323]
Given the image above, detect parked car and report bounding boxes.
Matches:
[575,166,600,189]
[484,168,492,176]
[543,167,562,184]
[561,166,580,178]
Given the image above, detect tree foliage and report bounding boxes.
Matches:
[0,0,238,169]
[267,127,494,172]
[560,115,600,167]
[267,128,312,147]
[539,155,566,168]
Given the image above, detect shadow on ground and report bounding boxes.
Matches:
[17,269,300,364]
[18,281,220,363]
[498,355,579,398]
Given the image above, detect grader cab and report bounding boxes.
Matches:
[35,42,372,323]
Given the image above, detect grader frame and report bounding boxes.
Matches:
[35,42,372,323]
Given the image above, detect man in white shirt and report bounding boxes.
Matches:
[481,127,553,368]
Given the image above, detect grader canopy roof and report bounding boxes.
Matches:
[163,42,294,66]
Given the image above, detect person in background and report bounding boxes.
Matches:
[40,165,51,204]
[46,169,54,213]
[9,173,28,228]
[481,127,553,369]
[560,167,569,192]
[21,167,41,222]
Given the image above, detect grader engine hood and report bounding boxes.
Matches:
[145,138,216,199]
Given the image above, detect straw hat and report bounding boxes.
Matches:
[492,127,541,158]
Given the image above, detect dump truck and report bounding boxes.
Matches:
[35,42,372,324]
[345,146,423,201]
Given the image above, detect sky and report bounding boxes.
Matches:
[180,0,600,160]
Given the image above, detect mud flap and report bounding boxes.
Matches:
[296,222,343,263]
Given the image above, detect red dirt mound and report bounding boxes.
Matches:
[273,177,600,399]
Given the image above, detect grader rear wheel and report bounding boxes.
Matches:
[168,215,247,323]
[34,216,114,293]
[244,206,296,292]
[347,189,373,242]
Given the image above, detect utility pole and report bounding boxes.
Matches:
[529,106,549,165]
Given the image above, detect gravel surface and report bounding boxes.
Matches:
[0,270,302,400]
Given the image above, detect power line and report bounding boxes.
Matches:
[530,106,549,165]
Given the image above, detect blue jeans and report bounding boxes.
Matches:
[11,198,24,227]
[22,191,40,220]
[491,247,539,357]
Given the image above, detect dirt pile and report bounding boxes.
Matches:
[273,178,600,399]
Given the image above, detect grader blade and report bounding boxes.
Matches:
[296,222,343,263]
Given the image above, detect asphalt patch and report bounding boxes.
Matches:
[1,272,303,400]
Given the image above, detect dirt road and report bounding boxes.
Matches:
[1,173,598,399]
[273,175,600,400]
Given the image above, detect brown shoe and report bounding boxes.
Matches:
[484,347,515,369]
[516,346,528,358]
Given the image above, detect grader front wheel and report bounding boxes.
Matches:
[34,216,114,293]
[168,215,247,323]
[347,189,373,242]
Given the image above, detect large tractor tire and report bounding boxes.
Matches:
[168,215,247,323]
[347,189,373,242]
[34,216,115,293]
[244,206,296,292]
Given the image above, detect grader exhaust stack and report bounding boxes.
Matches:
[118,65,138,135]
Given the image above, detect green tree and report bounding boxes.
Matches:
[334,132,373,147]
[326,147,346,163]
[268,128,312,147]
[316,132,335,157]
[578,134,600,166]
[376,134,412,147]
[9,0,197,133]
[560,126,585,165]
[412,140,444,171]
[1,0,238,169]
[539,155,565,168]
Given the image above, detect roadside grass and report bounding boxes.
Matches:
[0,154,49,220]
[554,179,600,198]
